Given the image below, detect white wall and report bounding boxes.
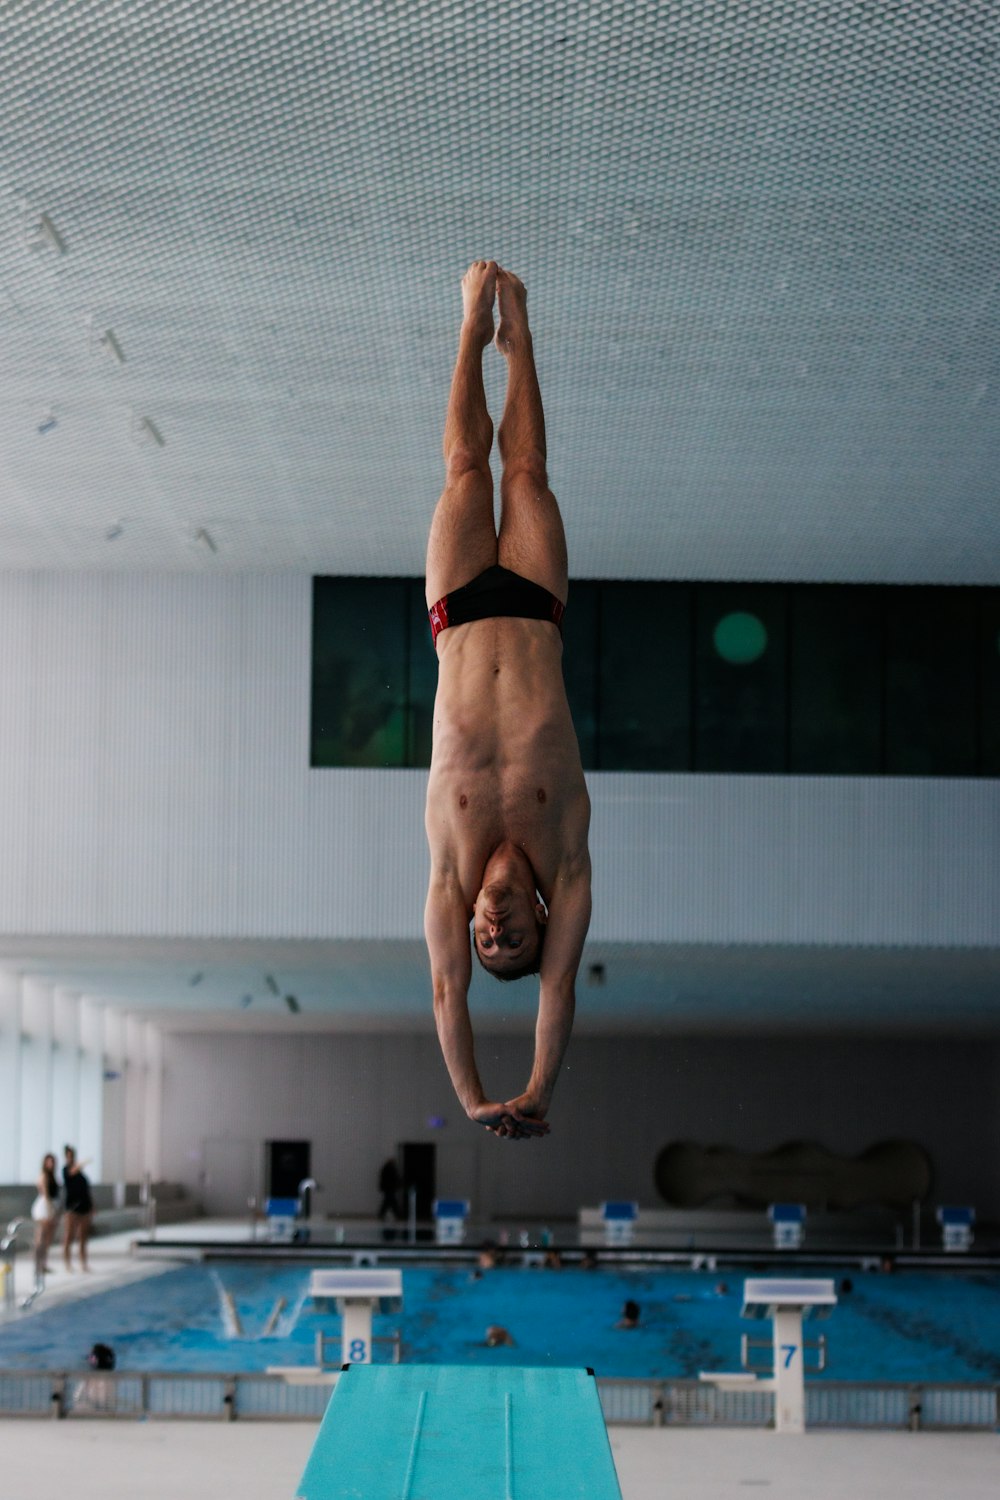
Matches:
[0,572,995,947]
[159,1029,1000,1222]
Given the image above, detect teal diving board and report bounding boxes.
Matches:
[295,1365,622,1500]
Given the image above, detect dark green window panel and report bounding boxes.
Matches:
[312,577,1000,776]
[695,586,787,772]
[884,589,978,775]
[562,582,600,769]
[980,593,1000,777]
[598,583,691,770]
[790,587,882,774]
[311,578,410,768]
[406,581,437,768]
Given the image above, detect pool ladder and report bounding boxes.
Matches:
[1,1219,45,1313]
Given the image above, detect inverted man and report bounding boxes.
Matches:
[424,262,592,1141]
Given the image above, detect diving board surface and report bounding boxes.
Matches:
[295,1365,622,1500]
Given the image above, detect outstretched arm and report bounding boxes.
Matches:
[425,877,548,1139]
[507,850,592,1121]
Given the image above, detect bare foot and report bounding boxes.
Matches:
[461,260,497,347]
[495,268,531,354]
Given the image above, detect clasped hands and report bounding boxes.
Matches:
[469,1095,550,1140]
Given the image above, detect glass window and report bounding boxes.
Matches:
[311,577,999,776]
[561,582,600,769]
[598,583,692,770]
[406,581,437,769]
[695,586,787,772]
[311,579,409,768]
[884,588,978,776]
[978,591,1000,777]
[790,587,882,774]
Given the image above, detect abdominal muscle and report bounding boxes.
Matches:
[430,617,573,775]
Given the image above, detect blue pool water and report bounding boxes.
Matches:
[2,1263,999,1381]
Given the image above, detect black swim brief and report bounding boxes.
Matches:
[428,564,565,647]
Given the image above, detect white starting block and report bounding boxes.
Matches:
[700,1278,836,1434]
[768,1202,806,1250]
[937,1205,975,1252]
[265,1196,299,1242]
[309,1269,403,1367]
[433,1198,470,1245]
[600,1201,638,1246]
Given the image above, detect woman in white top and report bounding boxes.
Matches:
[31,1153,60,1276]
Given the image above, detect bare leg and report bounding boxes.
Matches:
[495,270,568,603]
[79,1211,92,1271]
[63,1213,76,1270]
[425,262,499,607]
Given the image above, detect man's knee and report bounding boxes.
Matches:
[500,456,550,501]
[445,444,493,488]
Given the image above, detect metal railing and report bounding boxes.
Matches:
[0,1370,334,1421]
[594,1378,1000,1431]
[0,1371,996,1428]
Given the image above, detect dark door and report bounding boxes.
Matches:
[266,1140,311,1199]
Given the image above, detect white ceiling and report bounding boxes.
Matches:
[4,935,1000,1036]
[1,1,998,581]
[2,3,997,1034]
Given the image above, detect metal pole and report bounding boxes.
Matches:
[408,1187,417,1245]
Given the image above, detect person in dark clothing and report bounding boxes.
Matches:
[377,1158,403,1221]
[62,1145,94,1272]
[616,1299,641,1329]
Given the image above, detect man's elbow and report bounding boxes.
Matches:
[432,976,466,1016]
[540,972,577,1005]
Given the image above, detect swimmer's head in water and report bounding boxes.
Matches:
[472,879,547,981]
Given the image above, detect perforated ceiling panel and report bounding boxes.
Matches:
[1,1,997,579]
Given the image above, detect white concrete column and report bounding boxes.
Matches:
[18,978,54,1182]
[124,1015,148,1182]
[101,1009,127,1186]
[79,999,105,1181]
[143,1023,164,1183]
[51,988,82,1164]
[0,970,22,1181]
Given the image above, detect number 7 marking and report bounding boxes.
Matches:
[782,1344,797,1369]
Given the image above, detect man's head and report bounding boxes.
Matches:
[472,875,548,981]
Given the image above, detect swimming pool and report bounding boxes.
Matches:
[2,1263,998,1382]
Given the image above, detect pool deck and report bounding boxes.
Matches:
[3,1224,999,1496]
[0,1418,998,1500]
[7,1223,172,1313]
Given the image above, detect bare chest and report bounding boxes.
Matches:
[426,767,565,899]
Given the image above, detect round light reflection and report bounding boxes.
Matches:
[713,611,768,664]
